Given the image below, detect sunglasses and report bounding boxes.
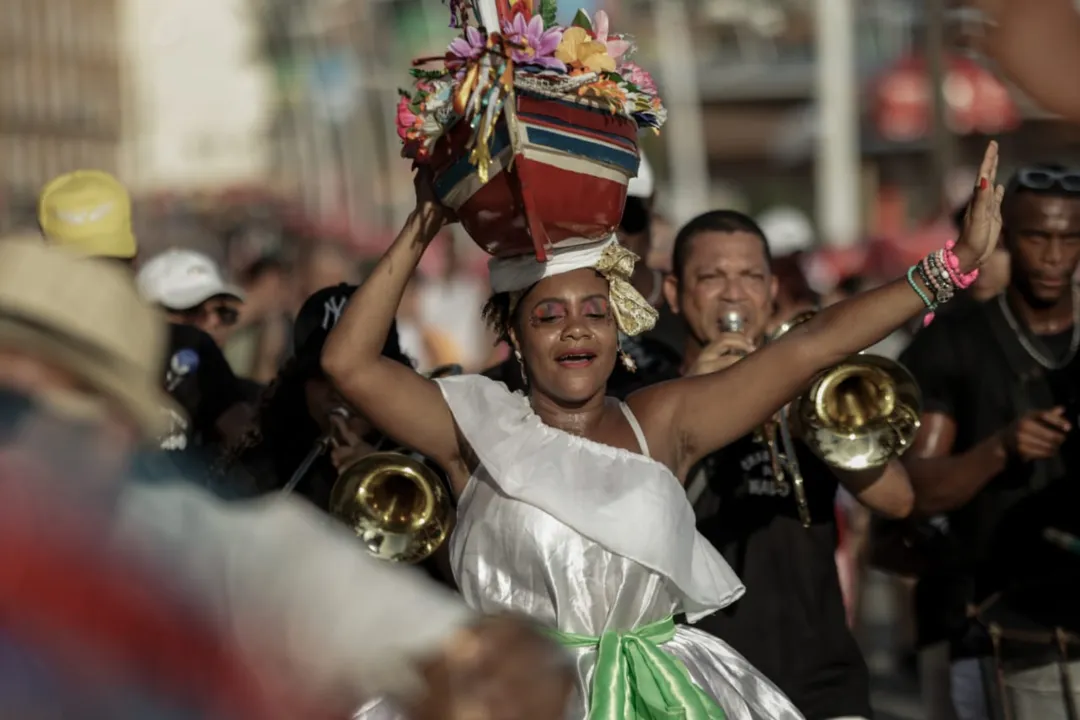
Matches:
[180,304,239,326]
[1013,167,1080,194]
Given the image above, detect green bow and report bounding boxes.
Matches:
[547,616,727,720]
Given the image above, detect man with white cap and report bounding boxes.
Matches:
[137,248,246,349]
[0,235,571,719]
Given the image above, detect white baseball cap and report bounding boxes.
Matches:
[136,248,244,310]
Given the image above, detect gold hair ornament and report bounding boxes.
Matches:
[595,243,658,336]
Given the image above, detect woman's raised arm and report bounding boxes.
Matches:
[640,141,1005,480]
[322,173,468,487]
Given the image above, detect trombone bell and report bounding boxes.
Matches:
[329,451,452,564]
[795,354,922,471]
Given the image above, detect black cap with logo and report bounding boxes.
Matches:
[292,284,409,370]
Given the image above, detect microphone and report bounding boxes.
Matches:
[720,310,749,357]
[721,310,745,334]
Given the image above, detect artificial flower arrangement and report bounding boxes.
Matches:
[396,0,665,171]
[396,0,665,261]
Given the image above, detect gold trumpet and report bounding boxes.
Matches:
[771,310,922,471]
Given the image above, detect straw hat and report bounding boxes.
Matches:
[0,237,173,437]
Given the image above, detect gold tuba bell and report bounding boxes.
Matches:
[771,310,923,471]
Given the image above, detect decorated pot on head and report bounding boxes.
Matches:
[396,0,666,261]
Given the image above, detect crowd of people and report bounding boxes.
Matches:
[4,1,1080,711]
[6,133,1080,720]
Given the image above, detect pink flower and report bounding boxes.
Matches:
[593,11,631,62]
[447,26,486,78]
[395,95,418,142]
[621,63,657,94]
[502,13,565,72]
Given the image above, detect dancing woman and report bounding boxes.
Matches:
[323,142,1004,720]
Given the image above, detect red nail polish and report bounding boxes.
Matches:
[979,177,988,190]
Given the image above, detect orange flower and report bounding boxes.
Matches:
[555,27,616,74]
[578,79,626,109]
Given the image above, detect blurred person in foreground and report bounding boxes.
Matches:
[649,210,914,720]
[38,170,252,461]
[0,236,283,718]
[900,164,1080,719]
[0,236,573,719]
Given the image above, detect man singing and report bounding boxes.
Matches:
[901,165,1080,720]
[627,210,915,720]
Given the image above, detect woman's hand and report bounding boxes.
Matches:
[410,615,572,720]
[955,141,1006,272]
[413,165,456,234]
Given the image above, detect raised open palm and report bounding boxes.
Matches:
[957,140,1006,269]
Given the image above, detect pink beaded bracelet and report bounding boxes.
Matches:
[942,240,979,289]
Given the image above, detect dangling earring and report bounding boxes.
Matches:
[619,348,637,373]
[514,347,528,386]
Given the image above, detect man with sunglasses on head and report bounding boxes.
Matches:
[38,171,253,462]
[900,164,1080,720]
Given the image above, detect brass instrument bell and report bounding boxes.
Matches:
[286,392,455,564]
[330,451,452,564]
[771,310,922,471]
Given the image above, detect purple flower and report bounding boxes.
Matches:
[447,26,486,77]
[502,14,565,72]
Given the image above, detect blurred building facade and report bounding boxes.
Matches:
[0,0,122,227]
[119,0,274,192]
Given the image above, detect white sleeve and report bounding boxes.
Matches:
[112,482,473,704]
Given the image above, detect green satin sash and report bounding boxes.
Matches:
[547,616,727,720]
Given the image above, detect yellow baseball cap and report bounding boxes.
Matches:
[38,170,137,259]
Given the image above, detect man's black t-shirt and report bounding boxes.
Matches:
[160,324,247,452]
[900,297,1080,654]
[689,435,871,719]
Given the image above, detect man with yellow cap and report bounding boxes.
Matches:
[37,170,138,260]
[38,170,252,467]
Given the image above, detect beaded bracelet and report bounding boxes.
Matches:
[924,251,956,305]
[943,239,979,289]
[907,241,980,326]
[906,266,936,311]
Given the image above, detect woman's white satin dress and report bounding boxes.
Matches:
[356,375,803,720]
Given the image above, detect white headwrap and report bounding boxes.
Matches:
[487,236,659,336]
